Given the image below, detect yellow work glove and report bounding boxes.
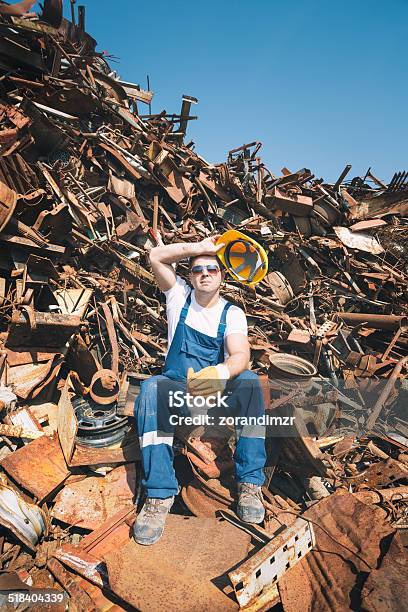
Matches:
[187,364,230,397]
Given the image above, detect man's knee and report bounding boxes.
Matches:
[240,369,259,381]
[134,375,167,417]
[140,375,167,394]
[230,369,260,386]
[228,370,265,415]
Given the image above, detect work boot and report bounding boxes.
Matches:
[133,496,174,545]
[237,483,265,524]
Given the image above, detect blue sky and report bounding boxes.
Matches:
[39,1,408,182]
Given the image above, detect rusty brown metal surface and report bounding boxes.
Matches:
[278,492,396,612]
[360,532,408,610]
[182,479,232,517]
[7,311,81,348]
[104,515,253,611]
[6,354,64,400]
[353,485,408,504]
[52,544,107,588]
[0,180,17,232]
[69,437,140,467]
[348,457,408,489]
[366,355,408,430]
[335,312,408,330]
[47,558,98,612]
[0,434,69,502]
[52,464,136,530]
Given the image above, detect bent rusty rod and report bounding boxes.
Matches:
[366,356,408,430]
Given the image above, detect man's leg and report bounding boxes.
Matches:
[135,374,183,498]
[133,375,184,544]
[225,370,266,523]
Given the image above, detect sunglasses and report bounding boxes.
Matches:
[191,264,221,276]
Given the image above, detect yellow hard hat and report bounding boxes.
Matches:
[216,230,268,286]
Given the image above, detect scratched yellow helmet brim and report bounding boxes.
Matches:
[216,230,268,286]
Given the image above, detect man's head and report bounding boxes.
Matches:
[188,254,224,295]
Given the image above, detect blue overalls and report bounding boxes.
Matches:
[134,292,266,499]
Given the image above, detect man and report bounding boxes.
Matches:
[133,235,266,545]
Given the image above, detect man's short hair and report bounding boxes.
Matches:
[188,253,219,268]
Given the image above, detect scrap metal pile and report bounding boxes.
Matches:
[0,3,407,610]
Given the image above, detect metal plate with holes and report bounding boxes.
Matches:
[229,517,315,609]
[316,320,335,339]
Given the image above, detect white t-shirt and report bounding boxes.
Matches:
[163,276,247,359]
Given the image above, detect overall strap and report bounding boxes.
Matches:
[217,302,233,341]
[179,293,192,323]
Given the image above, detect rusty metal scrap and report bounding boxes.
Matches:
[277,492,398,612]
[0,3,405,611]
[52,464,136,530]
[103,515,253,611]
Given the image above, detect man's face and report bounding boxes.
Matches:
[189,255,223,294]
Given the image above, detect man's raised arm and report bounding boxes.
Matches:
[149,236,221,291]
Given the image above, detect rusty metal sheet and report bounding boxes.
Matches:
[182,479,232,517]
[52,545,107,588]
[47,559,100,612]
[277,492,395,612]
[69,437,140,467]
[48,557,123,611]
[51,507,134,588]
[57,377,77,465]
[360,533,408,610]
[6,406,43,434]
[6,310,81,348]
[332,435,355,457]
[6,354,64,400]
[0,180,18,232]
[350,218,387,232]
[80,506,135,555]
[349,457,408,489]
[52,464,136,530]
[0,434,69,502]
[334,226,384,253]
[279,431,329,478]
[335,312,408,330]
[266,186,313,215]
[353,485,408,504]
[104,515,253,611]
[53,288,93,317]
[99,142,143,181]
[5,347,58,366]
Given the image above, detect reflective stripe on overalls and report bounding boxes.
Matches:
[134,291,266,498]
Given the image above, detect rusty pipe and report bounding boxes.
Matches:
[366,356,408,431]
[335,312,407,330]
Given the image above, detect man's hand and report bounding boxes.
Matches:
[187,364,230,397]
[196,235,224,257]
[149,234,224,292]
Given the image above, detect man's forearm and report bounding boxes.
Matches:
[150,241,207,265]
[223,352,249,379]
